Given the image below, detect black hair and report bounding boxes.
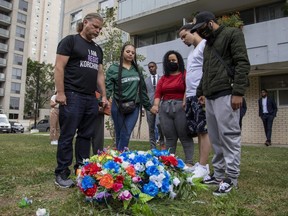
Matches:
[148,61,157,66]
[261,89,268,93]
[178,23,194,33]
[162,50,185,76]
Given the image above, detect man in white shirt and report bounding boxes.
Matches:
[258,89,277,146]
[145,62,165,149]
[179,23,211,179]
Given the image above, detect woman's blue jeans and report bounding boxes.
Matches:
[111,100,139,151]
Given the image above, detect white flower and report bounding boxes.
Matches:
[186,177,193,184]
[36,208,49,216]
[149,175,163,188]
[134,163,145,172]
[137,151,145,155]
[169,191,177,199]
[121,161,130,169]
[128,153,135,159]
[100,169,108,175]
[145,160,154,167]
[173,177,180,186]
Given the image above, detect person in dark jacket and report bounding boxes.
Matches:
[258,89,277,146]
[191,11,250,196]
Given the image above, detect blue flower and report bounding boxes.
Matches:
[134,154,148,164]
[146,165,160,176]
[103,160,120,173]
[81,176,95,190]
[176,159,185,169]
[143,181,159,197]
[161,179,170,193]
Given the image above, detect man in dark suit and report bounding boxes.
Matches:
[258,89,277,146]
[145,62,165,149]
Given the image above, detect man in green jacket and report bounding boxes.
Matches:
[191,11,250,196]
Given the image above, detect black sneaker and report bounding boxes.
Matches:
[202,173,222,185]
[213,178,234,196]
[55,175,75,188]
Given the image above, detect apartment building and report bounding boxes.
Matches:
[28,0,63,64]
[0,0,31,120]
[115,0,288,145]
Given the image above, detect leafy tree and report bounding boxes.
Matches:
[24,58,55,116]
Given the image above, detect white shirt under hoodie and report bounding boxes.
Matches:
[186,39,206,97]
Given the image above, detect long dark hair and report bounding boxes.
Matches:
[162,50,185,76]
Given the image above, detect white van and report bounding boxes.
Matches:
[0,114,11,133]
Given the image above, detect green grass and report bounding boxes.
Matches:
[0,133,288,216]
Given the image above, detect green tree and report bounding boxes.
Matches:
[25,58,55,116]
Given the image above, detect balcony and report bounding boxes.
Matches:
[0,13,11,26]
[116,0,276,35]
[0,57,6,67]
[0,0,12,12]
[0,27,9,39]
[0,42,7,53]
[0,72,4,81]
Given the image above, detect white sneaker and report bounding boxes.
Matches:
[192,164,209,179]
[51,140,58,145]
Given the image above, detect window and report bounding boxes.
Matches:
[260,74,288,106]
[15,40,24,52]
[13,54,23,65]
[256,2,284,22]
[9,97,20,110]
[19,0,28,12]
[70,10,82,31]
[11,82,21,94]
[16,26,25,38]
[9,113,19,119]
[17,13,27,25]
[12,68,22,80]
[239,1,286,25]
[136,28,178,48]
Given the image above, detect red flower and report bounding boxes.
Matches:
[81,184,97,197]
[115,175,125,183]
[82,163,102,176]
[114,157,122,163]
[112,182,123,192]
[160,155,178,167]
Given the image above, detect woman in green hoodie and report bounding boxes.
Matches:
[105,43,156,151]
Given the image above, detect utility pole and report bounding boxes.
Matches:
[34,64,42,129]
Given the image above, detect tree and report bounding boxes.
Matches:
[24,58,55,117]
[97,7,146,140]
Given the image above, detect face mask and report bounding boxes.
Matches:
[167,62,179,72]
[197,23,214,40]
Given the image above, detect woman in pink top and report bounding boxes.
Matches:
[153,50,194,166]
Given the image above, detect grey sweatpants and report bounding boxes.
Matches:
[159,100,194,164]
[205,95,241,186]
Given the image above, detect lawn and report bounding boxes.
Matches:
[0,133,287,216]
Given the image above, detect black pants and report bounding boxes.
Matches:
[261,114,274,142]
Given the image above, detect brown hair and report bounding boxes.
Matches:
[76,13,103,33]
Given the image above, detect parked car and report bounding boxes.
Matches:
[10,121,24,133]
[0,114,11,133]
[31,119,50,132]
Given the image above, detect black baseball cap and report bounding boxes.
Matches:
[191,11,216,31]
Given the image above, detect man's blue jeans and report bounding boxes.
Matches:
[111,100,139,151]
[55,91,98,178]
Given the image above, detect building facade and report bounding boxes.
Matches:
[0,0,30,120]
[115,0,288,145]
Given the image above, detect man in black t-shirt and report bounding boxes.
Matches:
[54,13,108,188]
